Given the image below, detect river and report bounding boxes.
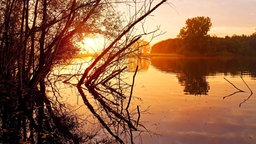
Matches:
[133,57,256,144]
[54,56,256,144]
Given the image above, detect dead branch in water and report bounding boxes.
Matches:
[239,76,253,107]
[224,77,245,93]
[223,76,254,107]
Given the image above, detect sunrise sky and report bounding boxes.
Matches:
[146,0,256,43]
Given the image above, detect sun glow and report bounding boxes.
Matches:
[84,38,96,48]
[77,35,105,54]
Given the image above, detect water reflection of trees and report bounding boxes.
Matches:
[177,72,209,95]
[151,57,256,95]
[127,57,150,72]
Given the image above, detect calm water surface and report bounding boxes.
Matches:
[56,57,256,144]
[133,57,256,144]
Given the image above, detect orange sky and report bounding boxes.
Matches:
[146,0,256,43]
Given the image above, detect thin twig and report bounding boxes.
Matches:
[126,65,138,110]
[224,77,245,92]
[136,105,140,127]
[223,91,243,99]
[241,76,253,95]
[125,65,138,144]
[239,76,254,107]
[223,77,245,100]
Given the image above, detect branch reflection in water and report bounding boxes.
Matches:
[51,56,146,143]
[52,56,256,144]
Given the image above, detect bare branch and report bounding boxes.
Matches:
[239,76,254,107]
[224,77,245,92]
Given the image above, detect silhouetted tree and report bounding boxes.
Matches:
[178,16,212,54]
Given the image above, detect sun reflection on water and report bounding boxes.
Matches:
[50,57,256,144]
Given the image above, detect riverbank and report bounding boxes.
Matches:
[75,52,256,60]
[147,53,256,60]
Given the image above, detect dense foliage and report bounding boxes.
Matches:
[178,16,212,54]
[151,16,256,56]
[151,38,180,54]
[151,33,256,56]
[208,34,256,56]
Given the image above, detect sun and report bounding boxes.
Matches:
[76,34,105,54]
[84,38,96,48]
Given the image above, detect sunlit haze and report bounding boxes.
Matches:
[143,0,256,44]
[76,34,105,54]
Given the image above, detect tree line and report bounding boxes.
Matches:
[151,16,256,56]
